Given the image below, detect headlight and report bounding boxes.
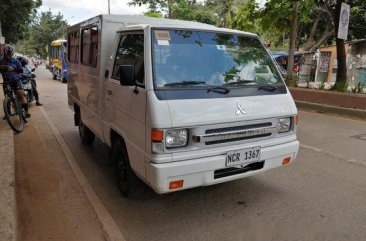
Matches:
[277,117,291,133]
[165,129,188,148]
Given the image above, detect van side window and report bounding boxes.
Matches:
[68,31,80,63]
[112,34,144,85]
[81,26,98,67]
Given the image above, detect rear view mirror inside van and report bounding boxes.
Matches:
[119,65,135,86]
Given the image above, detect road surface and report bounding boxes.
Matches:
[15,66,366,241]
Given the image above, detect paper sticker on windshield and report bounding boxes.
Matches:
[157,40,170,46]
[217,45,226,50]
[155,30,171,41]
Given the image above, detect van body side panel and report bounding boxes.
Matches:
[99,19,126,146]
[75,17,102,139]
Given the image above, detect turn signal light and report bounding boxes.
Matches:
[169,180,184,190]
[151,129,164,142]
[282,157,291,165]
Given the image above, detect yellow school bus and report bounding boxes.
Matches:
[49,39,68,82]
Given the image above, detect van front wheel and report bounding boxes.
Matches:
[78,117,95,145]
[112,138,142,198]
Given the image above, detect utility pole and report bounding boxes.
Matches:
[108,0,110,14]
[286,0,299,86]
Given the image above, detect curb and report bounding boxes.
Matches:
[0,92,17,241]
[296,100,366,119]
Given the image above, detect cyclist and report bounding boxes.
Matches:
[0,44,31,118]
[17,56,43,106]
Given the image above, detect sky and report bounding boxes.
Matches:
[39,0,148,25]
[39,0,266,26]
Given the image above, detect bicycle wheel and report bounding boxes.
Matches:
[3,97,24,133]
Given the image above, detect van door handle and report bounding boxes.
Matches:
[107,90,113,96]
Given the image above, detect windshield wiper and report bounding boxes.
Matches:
[258,84,277,91]
[164,80,207,87]
[207,86,230,94]
[164,80,230,94]
[223,80,256,86]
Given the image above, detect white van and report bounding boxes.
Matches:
[67,15,299,197]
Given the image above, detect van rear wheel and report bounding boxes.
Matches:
[112,138,142,198]
[78,116,95,145]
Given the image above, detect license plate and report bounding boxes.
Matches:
[226,147,261,167]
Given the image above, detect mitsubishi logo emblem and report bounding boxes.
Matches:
[235,102,246,115]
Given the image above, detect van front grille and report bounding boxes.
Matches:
[205,133,271,145]
[193,122,277,145]
[205,123,272,134]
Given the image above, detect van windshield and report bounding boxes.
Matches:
[152,29,283,89]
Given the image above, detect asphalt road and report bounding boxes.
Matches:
[16,66,366,241]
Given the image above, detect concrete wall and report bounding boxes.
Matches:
[348,41,366,85]
[320,43,350,84]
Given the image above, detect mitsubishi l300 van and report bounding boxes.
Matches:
[67,15,299,198]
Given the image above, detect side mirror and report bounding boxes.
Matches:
[119,65,135,86]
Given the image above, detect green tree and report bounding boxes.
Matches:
[348,0,366,40]
[230,0,258,32]
[128,0,175,18]
[16,11,68,58]
[144,10,163,18]
[0,0,42,43]
[131,0,218,25]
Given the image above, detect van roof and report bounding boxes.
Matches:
[70,14,257,37]
[102,14,215,28]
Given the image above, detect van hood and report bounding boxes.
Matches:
[166,94,294,127]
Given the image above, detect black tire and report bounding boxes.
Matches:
[61,77,67,83]
[78,116,95,145]
[3,97,24,133]
[53,74,57,80]
[112,138,143,198]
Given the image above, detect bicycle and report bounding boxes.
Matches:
[1,66,26,133]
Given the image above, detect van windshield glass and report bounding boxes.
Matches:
[152,29,283,89]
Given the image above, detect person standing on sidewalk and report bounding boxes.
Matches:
[0,44,31,118]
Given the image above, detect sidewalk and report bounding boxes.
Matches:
[0,89,17,241]
[14,104,108,241]
[0,70,126,241]
[289,87,366,119]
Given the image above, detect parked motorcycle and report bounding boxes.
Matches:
[20,74,35,103]
[20,67,37,104]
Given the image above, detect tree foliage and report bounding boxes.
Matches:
[230,0,258,33]
[16,11,68,58]
[0,0,42,43]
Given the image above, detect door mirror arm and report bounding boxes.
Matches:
[133,84,139,94]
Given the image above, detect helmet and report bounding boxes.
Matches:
[16,56,28,67]
[3,44,14,56]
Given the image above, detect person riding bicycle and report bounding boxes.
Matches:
[17,56,43,106]
[0,44,31,118]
